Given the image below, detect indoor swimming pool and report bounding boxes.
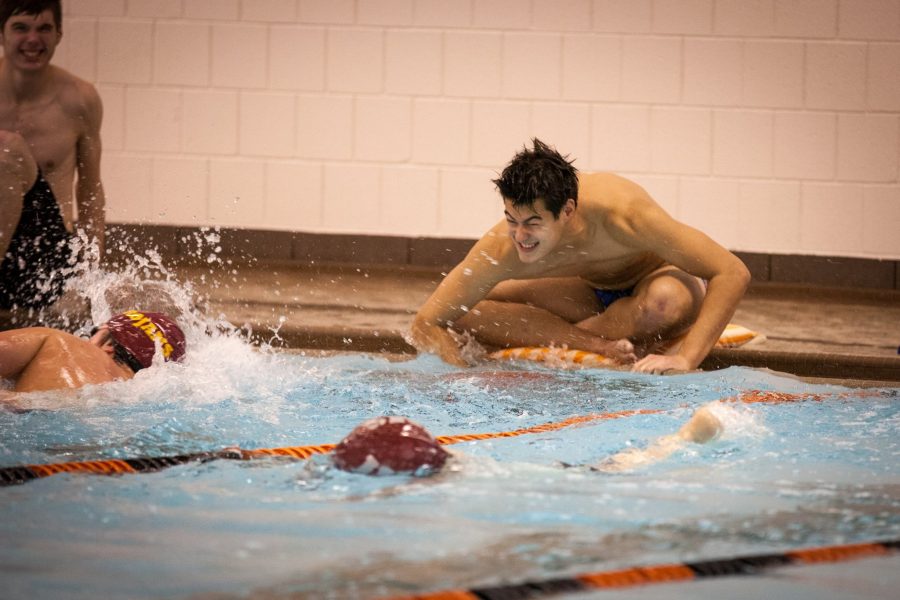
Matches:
[1,320,897,599]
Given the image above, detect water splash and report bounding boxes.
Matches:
[705,401,770,441]
[2,227,296,411]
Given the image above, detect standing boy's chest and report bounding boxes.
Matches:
[0,99,80,174]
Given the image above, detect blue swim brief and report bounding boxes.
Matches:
[594,286,635,309]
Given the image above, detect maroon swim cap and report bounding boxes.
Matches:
[333,416,449,476]
[105,310,186,370]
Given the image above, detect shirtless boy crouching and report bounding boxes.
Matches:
[411,139,750,374]
[0,310,186,397]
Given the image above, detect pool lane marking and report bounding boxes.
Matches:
[0,388,884,486]
[379,539,899,600]
[434,408,663,446]
[0,409,662,486]
[248,444,337,460]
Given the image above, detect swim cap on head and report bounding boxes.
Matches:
[104,310,186,370]
[333,416,449,476]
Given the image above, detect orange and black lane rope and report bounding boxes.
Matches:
[0,388,886,487]
[0,447,332,487]
[0,409,661,486]
[0,451,226,486]
[380,540,900,600]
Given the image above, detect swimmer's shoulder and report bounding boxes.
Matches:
[0,327,66,344]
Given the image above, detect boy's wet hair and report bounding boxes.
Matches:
[492,138,578,219]
[0,0,62,32]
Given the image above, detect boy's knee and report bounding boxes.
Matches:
[636,277,699,331]
[0,130,38,191]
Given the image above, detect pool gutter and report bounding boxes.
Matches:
[262,323,900,385]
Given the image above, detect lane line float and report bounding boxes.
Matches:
[0,388,884,486]
[378,539,899,600]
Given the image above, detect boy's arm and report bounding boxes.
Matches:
[411,237,509,366]
[74,82,106,257]
[611,195,750,372]
[409,315,469,367]
[0,328,54,380]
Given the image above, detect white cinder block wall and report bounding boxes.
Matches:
[52,0,900,259]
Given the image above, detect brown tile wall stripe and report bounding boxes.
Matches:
[408,237,476,269]
[219,229,294,260]
[292,232,410,265]
[733,251,771,283]
[106,225,898,290]
[771,254,896,290]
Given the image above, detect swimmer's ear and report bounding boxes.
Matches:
[560,198,576,220]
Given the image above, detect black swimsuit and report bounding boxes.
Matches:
[0,172,73,309]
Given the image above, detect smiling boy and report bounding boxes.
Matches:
[0,0,105,309]
[411,139,750,374]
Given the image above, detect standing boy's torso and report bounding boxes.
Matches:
[0,64,85,229]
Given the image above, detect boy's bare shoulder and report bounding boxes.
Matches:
[467,225,519,269]
[52,66,102,118]
[19,327,80,344]
[1,326,58,338]
[578,172,655,218]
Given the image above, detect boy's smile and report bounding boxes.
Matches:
[1,10,61,72]
[504,198,574,263]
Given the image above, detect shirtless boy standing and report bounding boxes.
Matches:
[411,139,750,374]
[0,0,105,309]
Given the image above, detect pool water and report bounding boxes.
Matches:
[1,329,897,599]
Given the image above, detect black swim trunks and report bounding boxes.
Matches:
[0,172,73,309]
[594,276,709,311]
[594,286,635,309]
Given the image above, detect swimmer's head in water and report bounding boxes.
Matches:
[492,138,578,219]
[333,416,449,476]
[104,310,186,371]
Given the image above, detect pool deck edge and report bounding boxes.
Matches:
[259,323,900,385]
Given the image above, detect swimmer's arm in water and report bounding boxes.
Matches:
[594,405,722,473]
[0,329,51,410]
[0,328,56,381]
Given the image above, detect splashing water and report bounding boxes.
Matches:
[28,227,252,336]
[2,226,293,411]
